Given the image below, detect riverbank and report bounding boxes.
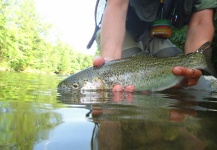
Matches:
[0,66,71,75]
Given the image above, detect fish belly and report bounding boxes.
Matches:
[133,74,183,91]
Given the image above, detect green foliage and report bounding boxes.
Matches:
[0,0,94,74]
[170,26,187,51]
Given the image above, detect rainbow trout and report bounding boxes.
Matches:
[58,42,217,92]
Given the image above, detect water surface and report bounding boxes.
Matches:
[0,72,217,150]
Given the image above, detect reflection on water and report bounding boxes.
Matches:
[0,102,62,149]
[0,72,63,149]
[59,90,217,150]
[1,72,217,150]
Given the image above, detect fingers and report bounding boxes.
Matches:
[112,85,124,91]
[112,84,135,92]
[172,66,202,78]
[112,86,135,102]
[112,91,135,102]
[186,78,200,86]
[93,56,115,67]
[185,68,202,78]
[172,66,185,75]
[172,66,202,86]
[93,56,105,66]
[124,85,135,92]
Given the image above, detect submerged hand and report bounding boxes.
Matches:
[172,66,202,87]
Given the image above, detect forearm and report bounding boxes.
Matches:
[185,9,214,54]
[101,0,129,60]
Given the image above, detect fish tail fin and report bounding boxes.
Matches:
[196,42,211,53]
[198,42,217,78]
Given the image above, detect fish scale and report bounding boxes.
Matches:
[58,42,217,92]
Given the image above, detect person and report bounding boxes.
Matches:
[92,0,217,92]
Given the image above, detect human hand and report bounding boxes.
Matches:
[172,66,202,87]
[93,56,108,67]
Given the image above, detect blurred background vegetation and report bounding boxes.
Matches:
[0,0,93,74]
[0,0,216,74]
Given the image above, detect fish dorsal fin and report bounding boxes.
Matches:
[196,42,211,53]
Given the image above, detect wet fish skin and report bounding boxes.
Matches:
[58,42,216,92]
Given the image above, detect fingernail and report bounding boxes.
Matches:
[174,67,182,74]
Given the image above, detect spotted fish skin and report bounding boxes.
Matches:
[58,42,216,92]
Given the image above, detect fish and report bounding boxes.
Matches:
[57,42,217,92]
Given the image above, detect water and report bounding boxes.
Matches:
[0,72,217,150]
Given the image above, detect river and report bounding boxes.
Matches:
[0,71,217,150]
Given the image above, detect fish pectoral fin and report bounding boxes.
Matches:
[82,77,109,90]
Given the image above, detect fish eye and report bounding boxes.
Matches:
[72,83,79,89]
